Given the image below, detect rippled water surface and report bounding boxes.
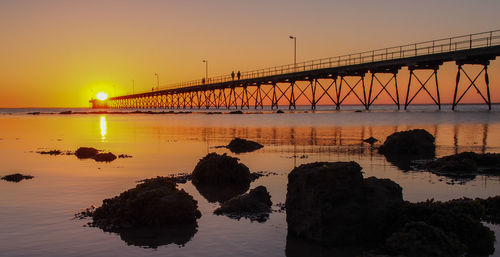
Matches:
[1,106,500,256]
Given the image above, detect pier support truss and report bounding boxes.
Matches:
[453,57,493,110]
[404,62,442,110]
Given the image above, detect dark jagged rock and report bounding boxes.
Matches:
[192,153,251,185]
[379,129,435,157]
[363,137,379,145]
[393,199,494,256]
[93,152,117,162]
[286,162,403,245]
[385,221,466,257]
[229,110,243,114]
[75,147,99,159]
[214,186,272,222]
[38,150,62,155]
[1,173,34,182]
[424,152,500,177]
[92,177,201,230]
[227,138,264,153]
[379,129,435,170]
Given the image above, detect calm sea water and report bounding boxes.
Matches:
[0,105,499,257]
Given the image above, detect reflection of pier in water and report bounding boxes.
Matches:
[196,123,497,157]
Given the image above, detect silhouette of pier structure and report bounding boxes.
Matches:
[106,30,500,110]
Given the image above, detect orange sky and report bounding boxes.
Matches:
[1,0,499,107]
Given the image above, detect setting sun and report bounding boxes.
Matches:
[96,92,108,101]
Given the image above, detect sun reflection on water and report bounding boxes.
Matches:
[100,115,107,141]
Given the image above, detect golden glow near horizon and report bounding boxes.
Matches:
[1,1,500,107]
[96,92,108,101]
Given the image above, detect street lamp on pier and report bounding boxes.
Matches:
[202,60,208,83]
[289,35,297,70]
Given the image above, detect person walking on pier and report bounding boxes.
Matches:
[231,71,235,80]
[237,71,241,80]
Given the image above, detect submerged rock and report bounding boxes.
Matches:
[93,152,117,162]
[379,129,435,157]
[214,186,272,221]
[286,162,403,245]
[1,173,34,182]
[75,147,99,159]
[363,137,379,145]
[192,153,251,185]
[92,177,201,230]
[38,150,62,155]
[424,152,500,177]
[227,138,264,153]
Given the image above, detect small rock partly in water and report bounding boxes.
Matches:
[38,150,62,155]
[59,110,72,114]
[379,129,435,157]
[192,153,251,185]
[93,152,117,162]
[276,110,284,113]
[91,177,201,230]
[75,147,99,159]
[118,154,133,158]
[2,173,34,182]
[424,152,500,177]
[229,110,243,114]
[27,112,40,115]
[214,186,272,222]
[227,138,264,153]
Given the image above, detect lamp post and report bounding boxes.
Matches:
[289,35,296,70]
[154,73,159,90]
[202,60,208,82]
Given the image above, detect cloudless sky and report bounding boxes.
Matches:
[1,0,499,107]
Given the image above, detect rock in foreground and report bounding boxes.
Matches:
[192,153,251,185]
[227,138,264,153]
[286,162,403,244]
[92,177,201,230]
[379,129,435,157]
[1,173,34,182]
[214,186,272,221]
[75,147,99,159]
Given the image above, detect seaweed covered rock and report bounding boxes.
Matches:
[75,147,99,159]
[227,138,264,153]
[424,152,500,177]
[192,153,251,185]
[286,162,403,244]
[1,173,34,182]
[92,177,201,230]
[379,129,435,157]
[385,221,466,257]
[93,152,117,162]
[214,186,272,221]
[394,199,494,256]
[476,196,500,224]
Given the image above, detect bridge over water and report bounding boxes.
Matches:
[101,30,500,110]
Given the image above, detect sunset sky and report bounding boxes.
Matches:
[1,0,500,107]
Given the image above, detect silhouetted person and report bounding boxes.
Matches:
[237,71,241,80]
[202,78,206,84]
[231,71,235,80]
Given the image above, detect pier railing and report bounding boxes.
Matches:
[154,30,500,91]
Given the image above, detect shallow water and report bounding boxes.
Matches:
[1,106,500,256]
